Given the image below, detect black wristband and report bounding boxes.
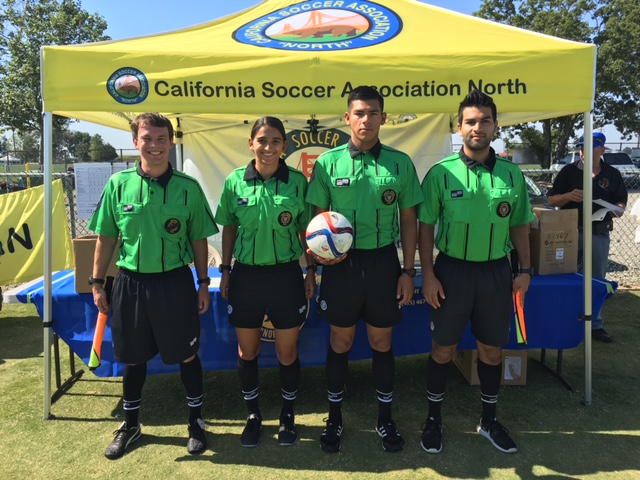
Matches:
[218,264,232,273]
[88,276,105,285]
[197,277,211,285]
[306,264,317,271]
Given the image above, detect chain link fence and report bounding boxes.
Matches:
[2,167,639,288]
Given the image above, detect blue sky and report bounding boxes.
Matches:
[71,0,485,150]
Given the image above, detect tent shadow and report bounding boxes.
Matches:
[0,313,43,360]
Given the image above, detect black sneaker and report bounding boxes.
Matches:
[420,416,443,454]
[477,418,517,453]
[319,417,343,453]
[104,422,141,459]
[592,328,613,343]
[278,413,297,446]
[240,414,262,448]
[376,419,405,452]
[187,418,207,454]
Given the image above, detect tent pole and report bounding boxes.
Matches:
[175,117,183,171]
[43,112,54,419]
[582,113,593,406]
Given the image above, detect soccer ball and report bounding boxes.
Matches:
[306,211,354,260]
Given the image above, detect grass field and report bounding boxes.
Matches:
[1,292,639,480]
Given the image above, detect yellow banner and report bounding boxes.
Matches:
[0,180,74,284]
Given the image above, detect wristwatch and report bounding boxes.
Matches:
[88,276,104,286]
[197,277,211,285]
[218,264,231,273]
[519,268,534,275]
[401,268,417,278]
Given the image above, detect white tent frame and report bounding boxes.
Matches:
[39,112,598,417]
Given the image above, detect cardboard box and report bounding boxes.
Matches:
[530,208,578,275]
[453,350,527,386]
[73,235,119,294]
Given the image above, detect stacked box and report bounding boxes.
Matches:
[453,350,527,386]
[530,208,579,275]
[73,235,119,294]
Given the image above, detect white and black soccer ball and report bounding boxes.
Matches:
[305,211,354,260]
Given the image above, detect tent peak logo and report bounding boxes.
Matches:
[233,1,401,51]
[107,68,149,105]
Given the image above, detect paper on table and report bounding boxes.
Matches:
[592,199,624,221]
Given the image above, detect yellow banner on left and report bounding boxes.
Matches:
[0,179,74,284]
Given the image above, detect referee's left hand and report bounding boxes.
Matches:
[197,285,210,314]
[396,273,414,306]
[512,274,530,307]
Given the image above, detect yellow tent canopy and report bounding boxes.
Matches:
[39,0,599,419]
[43,0,596,123]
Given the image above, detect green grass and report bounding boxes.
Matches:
[1,293,640,480]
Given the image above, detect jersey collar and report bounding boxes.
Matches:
[244,159,290,183]
[459,147,497,172]
[136,162,173,187]
[348,138,382,159]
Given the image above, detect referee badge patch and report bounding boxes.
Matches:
[599,178,609,190]
[164,218,181,234]
[279,211,293,226]
[335,178,351,187]
[382,189,397,205]
[496,201,511,218]
[450,190,464,198]
[237,198,249,206]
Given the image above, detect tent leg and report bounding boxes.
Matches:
[43,112,53,420]
[582,112,593,407]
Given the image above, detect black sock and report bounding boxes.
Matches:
[372,347,395,423]
[477,358,501,422]
[326,346,349,421]
[279,357,300,418]
[426,355,450,419]
[238,356,260,417]
[123,363,147,428]
[180,354,203,424]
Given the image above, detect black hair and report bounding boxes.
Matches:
[250,116,287,141]
[347,85,384,112]
[457,90,497,125]
[130,112,174,140]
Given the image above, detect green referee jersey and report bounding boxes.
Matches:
[306,139,423,250]
[418,150,534,262]
[87,163,219,273]
[215,160,312,266]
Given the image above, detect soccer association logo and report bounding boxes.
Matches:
[598,178,609,190]
[278,211,293,226]
[164,218,182,234]
[285,128,350,179]
[381,189,397,205]
[233,1,402,51]
[496,201,511,218]
[107,67,149,105]
[260,301,309,343]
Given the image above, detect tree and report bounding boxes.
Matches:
[58,130,91,161]
[594,0,640,138]
[0,0,109,161]
[89,134,118,162]
[14,130,40,163]
[474,0,640,166]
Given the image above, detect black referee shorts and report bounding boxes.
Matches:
[317,244,402,329]
[430,253,512,347]
[111,266,201,365]
[227,261,307,330]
